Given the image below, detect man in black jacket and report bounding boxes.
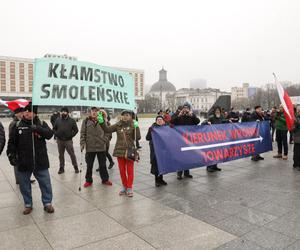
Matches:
[8,108,35,184]
[250,105,265,161]
[0,121,5,155]
[171,102,200,179]
[53,107,79,174]
[241,108,252,122]
[7,103,54,215]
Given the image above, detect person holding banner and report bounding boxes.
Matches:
[7,103,54,215]
[206,106,229,172]
[273,105,288,160]
[250,105,265,161]
[0,121,5,155]
[80,107,112,188]
[171,102,200,180]
[8,108,36,184]
[146,115,168,187]
[98,110,141,197]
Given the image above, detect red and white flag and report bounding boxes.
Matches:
[0,99,30,112]
[274,73,295,131]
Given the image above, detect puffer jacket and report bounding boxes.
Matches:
[0,121,5,155]
[80,118,107,152]
[101,120,141,158]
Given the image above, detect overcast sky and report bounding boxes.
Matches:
[1,0,300,91]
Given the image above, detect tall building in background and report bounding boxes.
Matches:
[0,55,144,102]
[190,78,207,89]
[0,56,34,99]
[231,83,249,101]
[111,67,144,101]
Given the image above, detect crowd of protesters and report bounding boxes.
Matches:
[0,101,300,215]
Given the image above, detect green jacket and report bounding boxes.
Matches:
[101,120,141,158]
[275,112,287,131]
[80,118,107,152]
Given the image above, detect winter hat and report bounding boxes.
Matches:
[183,101,191,110]
[24,102,38,114]
[121,110,132,116]
[61,106,69,113]
[14,107,25,114]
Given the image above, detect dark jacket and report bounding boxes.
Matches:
[80,118,107,152]
[146,123,163,175]
[101,120,141,158]
[0,121,5,155]
[241,111,252,122]
[50,113,60,128]
[171,113,200,126]
[208,114,228,124]
[6,117,53,172]
[228,111,239,123]
[53,116,78,141]
[251,111,264,122]
[293,115,300,143]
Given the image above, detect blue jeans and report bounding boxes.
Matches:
[17,169,53,208]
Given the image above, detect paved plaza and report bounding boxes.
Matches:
[1,118,300,249]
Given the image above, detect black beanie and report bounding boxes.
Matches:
[61,106,69,113]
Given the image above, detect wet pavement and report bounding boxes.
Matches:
[0,117,300,249]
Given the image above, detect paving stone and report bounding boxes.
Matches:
[101,198,181,230]
[243,227,296,249]
[134,215,236,250]
[253,200,292,217]
[235,208,277,226]
[76,232,155,249]
[265,216,300,240]
[214,238,264,250]
[0,224,52,250]
[39,210,128,249]
[213,215,260,236]
[285,240,300,250]
[0,206,34,232]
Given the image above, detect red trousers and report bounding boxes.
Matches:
[117,157,134,189]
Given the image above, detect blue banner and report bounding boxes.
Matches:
[151,121,272,175]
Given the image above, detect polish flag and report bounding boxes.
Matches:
[273,73,295,131]
[0,99,30,112]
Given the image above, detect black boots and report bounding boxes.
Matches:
[155,175,167,187]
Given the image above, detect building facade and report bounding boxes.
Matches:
[0,56,34,99]
[175,88,230,112]
[0,55,144,102]
[231,83,249,101]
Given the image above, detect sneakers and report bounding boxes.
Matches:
[23,207,33,215]
[214,166,222,171]
[74,167,79,174]
[273,154,282,159]
[108,162,115,169]
[102,180,113,186]
[44,204,55,213]
[184,174,193,178]
[282,155,288,160]
[58,167,65,174]
[251,156,259,161]
[257,155,264,160]
[84,182,92,188]
[119,187,127,195]
[127,188,133,197]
